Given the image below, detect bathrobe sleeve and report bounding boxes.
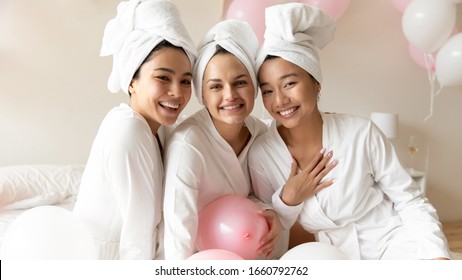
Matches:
[368,123,450,259]
[106,118,159,260]
[249,124,304,231]
[163,137,204,260]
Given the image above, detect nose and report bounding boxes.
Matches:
[168,82,183,98]
[223,84,238,100]
[274,89,289,106]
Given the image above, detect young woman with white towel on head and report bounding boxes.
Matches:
[72,0,196,260]
[162,19,284,260]
[249,3,450,260]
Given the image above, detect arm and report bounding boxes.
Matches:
[163,139,204,260]
[368,124,450,259]
[271,151,337,230]
[107,119,159,259]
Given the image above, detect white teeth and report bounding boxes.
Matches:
[279,107,296,116]
[222,104,241,110]
[160,101,180,109]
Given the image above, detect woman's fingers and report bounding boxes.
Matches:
[257,210,281,258]
[289,157,299,178]
[304,147,326,172]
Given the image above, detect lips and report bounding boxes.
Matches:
[159,101,180,110]
[221,104,243,110]
[278,106,298,117]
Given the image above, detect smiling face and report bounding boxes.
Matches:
[258,57,320,129]
[128,46,192,134]
[202,52,255,129]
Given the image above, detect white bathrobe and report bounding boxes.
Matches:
[249,112,450,260]
[73,103,164,260]
[162,108,267,259]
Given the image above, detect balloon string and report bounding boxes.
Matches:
[423,54,442,121]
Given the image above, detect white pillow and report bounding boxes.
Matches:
[0,164,85,210]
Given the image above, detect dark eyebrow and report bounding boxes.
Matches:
[206,73,249,84]
[234,74,248,80]
[153,67,175,74]
[205,78,222,84]
[259,73,298,87]
[153,67,192,77]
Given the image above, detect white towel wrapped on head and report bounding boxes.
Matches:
[100,0,196,95]
[193,19,259,105]
[256,3,336,84]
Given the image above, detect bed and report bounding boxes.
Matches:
[0,164,85,258]
[1,164,460,260]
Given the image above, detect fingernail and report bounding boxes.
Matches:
[327,151,333,157]
[331,159,338,166]
[320,147,326,154]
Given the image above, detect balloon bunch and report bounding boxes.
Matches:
[224,0,350,46]
[394,0,462,119]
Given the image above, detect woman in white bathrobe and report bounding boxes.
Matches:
[248,3,451,260]
[163,20,281,260]
[73,0,196,260]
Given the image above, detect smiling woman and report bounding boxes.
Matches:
[71,0,197,260]
[162,19,282,260]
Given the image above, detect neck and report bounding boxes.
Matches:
[146,119,161,136]
[213,118,250,156]
[278,111,323,168]
[280,112,323,145]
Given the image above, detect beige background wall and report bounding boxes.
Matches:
[1,0,461,221]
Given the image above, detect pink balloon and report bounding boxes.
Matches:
[196,194,269,260]
[298,0,350,20]
[390,0,412,13]
[187,249,244,260]
[225,0,273,46]
[408,43,436,72]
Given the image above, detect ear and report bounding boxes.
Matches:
[128,80,136,96]
[315,81,321,93]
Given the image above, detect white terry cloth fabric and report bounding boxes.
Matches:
[162,108,270,260]
[193,19,259,105]
[100,0,196,94]
[256,3,336,84]
[73,103,166,259]
[249,114,451,260]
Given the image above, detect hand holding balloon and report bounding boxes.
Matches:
[256,209,281,259]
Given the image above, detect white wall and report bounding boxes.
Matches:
[0,0,461,221]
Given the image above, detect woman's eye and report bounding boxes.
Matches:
[261,89,273,95]
[156,76,169,81]
[283,81,295,88]
[181,79,192,85]
[209,84,221,90]
[234,80,248,87]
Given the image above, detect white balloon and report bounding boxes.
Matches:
[280,242,349,260]
[1,206,97,259]
[402,0,456,53]
[435,33,462,87]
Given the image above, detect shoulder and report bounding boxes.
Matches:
[323,112,373,134]
[165,110,211,152]
[249,119,279,153]
[245,115,268,136]
[101,105,154,148]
